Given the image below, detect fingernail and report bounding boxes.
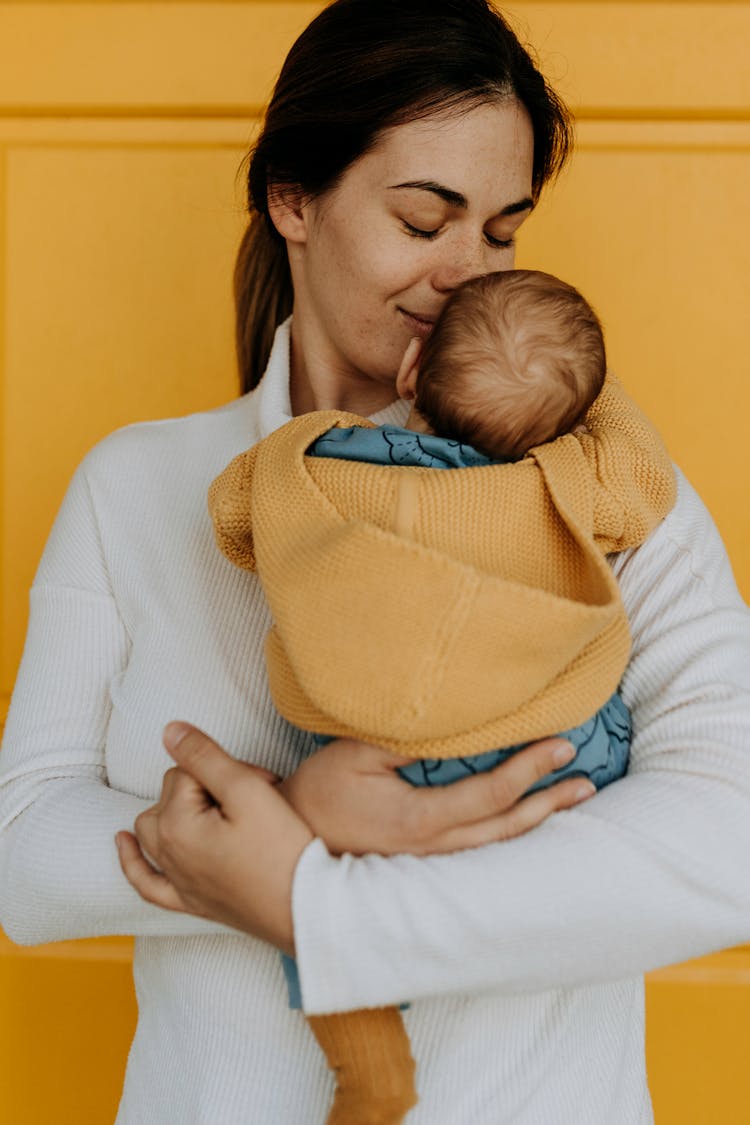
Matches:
[163,721,191,751]
[552,742,576,767]
[115,833,124,852]
[574,782,596,803]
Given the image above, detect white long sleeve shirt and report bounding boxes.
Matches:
[2,321,750,1124]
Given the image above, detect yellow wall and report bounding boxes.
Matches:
[0,3,748,1122]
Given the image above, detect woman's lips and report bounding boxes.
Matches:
[398,308,437,339]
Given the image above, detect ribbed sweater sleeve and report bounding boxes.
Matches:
[0,454,229,943]
[292,471,750,1013]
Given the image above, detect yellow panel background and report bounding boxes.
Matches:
[0,3,748,1124]
[517,124,750,598]
[3,139,249,684]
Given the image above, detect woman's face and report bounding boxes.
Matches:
[285,98,535,403]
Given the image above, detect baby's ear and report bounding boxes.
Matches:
[395,337,423,401]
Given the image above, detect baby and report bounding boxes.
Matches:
[209,269,676,1125]
[301,270,634,789]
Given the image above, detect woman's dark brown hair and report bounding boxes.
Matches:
[235,0,573,392]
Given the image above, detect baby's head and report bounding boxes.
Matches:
[397,270,606,460]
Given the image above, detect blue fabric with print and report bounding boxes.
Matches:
[398,691,631,792]
[308,423,496,468]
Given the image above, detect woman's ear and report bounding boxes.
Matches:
[266,184,309,243]
[395,337,423,401]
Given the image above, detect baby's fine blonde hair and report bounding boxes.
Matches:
[415,269,606,460]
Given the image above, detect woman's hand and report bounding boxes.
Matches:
[279,736,594,857]
[116,723,313,955]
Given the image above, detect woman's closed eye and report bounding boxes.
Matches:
[402,220,443,240]
[485,232,515,250]
[402,220,514,250]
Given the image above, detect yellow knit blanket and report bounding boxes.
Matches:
[209,375,676,758]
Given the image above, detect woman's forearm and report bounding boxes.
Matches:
[0,776,230,944]
[293,767,750,1013]
[292,471,750,1013]
[0,457,232,945]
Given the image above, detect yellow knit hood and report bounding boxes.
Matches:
[209,378,676,758]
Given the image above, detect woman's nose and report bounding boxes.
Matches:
[430,237,498,293]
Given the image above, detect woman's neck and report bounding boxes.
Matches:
[288,323,399,417]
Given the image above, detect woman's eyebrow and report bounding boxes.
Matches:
[501,197,535,217]
[388,181,533,216]
[389,180,468,208]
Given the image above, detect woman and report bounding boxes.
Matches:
[1,1,749,1122]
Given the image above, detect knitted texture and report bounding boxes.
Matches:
[209,376,675,758]
[307,1008,418,1124]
